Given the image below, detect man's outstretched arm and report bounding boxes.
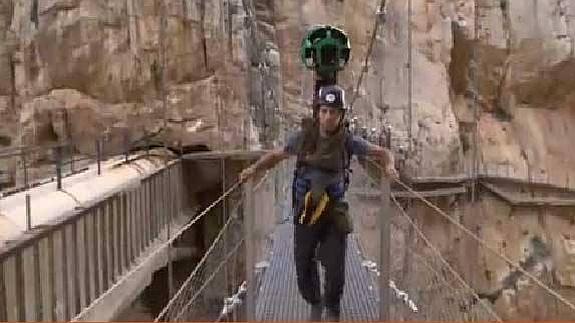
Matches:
[239,149,289,182]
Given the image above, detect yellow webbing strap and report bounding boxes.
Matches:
[299,191,330,225]
[308,193,329,225]
[299,192,312,224]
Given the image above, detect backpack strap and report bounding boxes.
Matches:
[341,130,353,192]
[292,123,352,211]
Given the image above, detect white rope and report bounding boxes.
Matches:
[155,168,273,321]
[391,195,502,321]
[389,280,419,313]
[217,281,248,322]
[172,239,245,321]
[393,178,575,313]
[155,203,240,321]
[357,160,492,317]
[365,158,575,313]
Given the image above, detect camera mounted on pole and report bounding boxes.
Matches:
[300,25,351,118]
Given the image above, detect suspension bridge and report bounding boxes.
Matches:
[1,145,575,321]
[1,0,575,321]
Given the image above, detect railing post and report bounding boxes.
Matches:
[70,143,75,174]
[386,126,392,149]
[379,174,391,321]
[166,169,174,299]
[0,263,7,321]
[242,177,255,321]
[26,194,31,231]
[222,157,230,300]
[55,146,63,190]
[96,139,102,175]
[21,150,28,189]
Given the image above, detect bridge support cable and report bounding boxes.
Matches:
[362,159,575,316]
[154,164,279,321]
[393,178,575,313]
[216,280,248,322]
[378,170,391,321]
[171,238,245,321]
[243,176,256,321]
[155,207,241,321]
[384,168,575,313]
[221,157,230,311]
[348,0,387,115]
[391,196,502,321]
[407,0,413,152]
[355,160,495,320]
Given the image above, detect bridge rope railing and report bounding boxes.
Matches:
[161,225,246,321]
[390,194,502,321]
[362,159,575,319]
[154,163,287,322]
[352,160,500,320]
[393,177,575,312]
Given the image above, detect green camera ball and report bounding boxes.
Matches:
[300,25,351,79]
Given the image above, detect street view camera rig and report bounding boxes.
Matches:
[300,25,351,116]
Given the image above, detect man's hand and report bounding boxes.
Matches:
[365,142,398,181]
[384,164,399,181]
[238,150,289,183]
[239,165,257,183]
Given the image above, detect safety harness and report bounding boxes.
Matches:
[293,119,352,226]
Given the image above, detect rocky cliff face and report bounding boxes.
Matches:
[1,0,574,319]
[0,0,281,186]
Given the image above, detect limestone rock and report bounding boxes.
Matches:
[19,89,107,152]
[1,0,575,319]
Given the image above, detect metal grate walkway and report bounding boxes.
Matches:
[256,222,379,321]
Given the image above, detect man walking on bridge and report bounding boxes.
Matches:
[240,85,397,321]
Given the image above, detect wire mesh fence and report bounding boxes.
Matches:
[156,213,245,322]
[384,157,575,321]
[155,162,289,322]
[349,159,503,321]
[388,198,501,321]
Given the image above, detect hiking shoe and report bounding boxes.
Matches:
[325,308,340,322]
[309,302,323,321]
